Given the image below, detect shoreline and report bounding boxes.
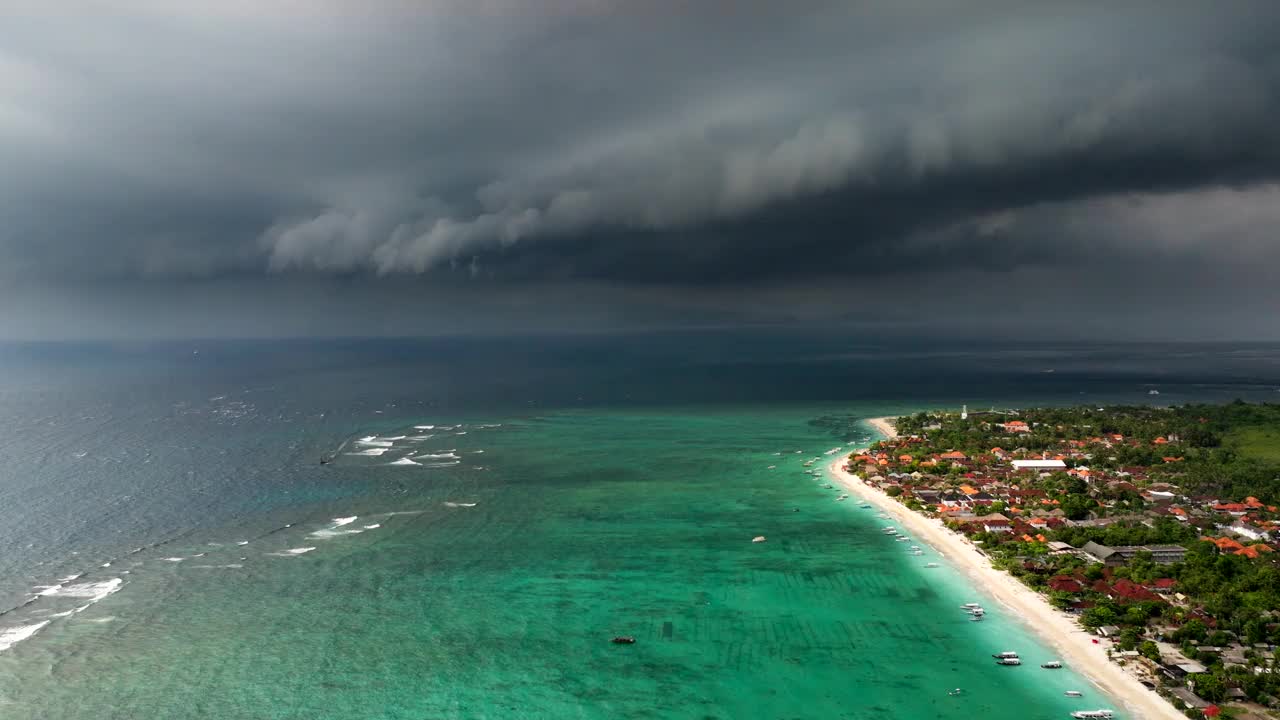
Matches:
[865,416,898,440]
[830,418,1182,720]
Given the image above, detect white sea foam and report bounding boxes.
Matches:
[381,435,406,441]
[389,457,420,466]
[34,584,62,597]
[472,450,485,454]
[357,439,394,447]
[443,502,478,508]
[455,431,468,435]
[363,524,381,530]
[330,516,355,526]
[413,425,435,430]
[420,461,461,468]
[309,528,363,539]
[192,564,243,569]
[347,448,390,456]
[236,540,249,546]
[164,557,184,562]
[60,579,123,602]
[57,573,83,583]
[413,452,460,460]
[0,621,51,653]
[270,547,316,556]
[87,616,115,624]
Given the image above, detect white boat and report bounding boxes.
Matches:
[1070,711,1113,719]
[896,537,911,542]
[995,657,1021,666]
[911,550,923,556]
[924,562,940,568]
[969,608,985,616]
[1064,691,1083,698]
[910,546,921,551]
[961,603,981,610]
[992,651,1019,659]
[1041,660,1062,669]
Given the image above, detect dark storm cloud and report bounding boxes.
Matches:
[2,1,1280,337]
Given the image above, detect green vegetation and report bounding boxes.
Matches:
[1225,425,1280,464]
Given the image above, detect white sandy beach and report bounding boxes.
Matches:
[830,417,1182,720]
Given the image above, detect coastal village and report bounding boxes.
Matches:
[846,403,1280,720]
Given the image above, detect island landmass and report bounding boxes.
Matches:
[835,403,1280,720]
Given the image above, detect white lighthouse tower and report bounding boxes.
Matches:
[961,404,968,420]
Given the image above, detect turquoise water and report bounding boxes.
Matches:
[0,408,1117,719]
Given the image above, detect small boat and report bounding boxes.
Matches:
[1069,711,1113,719]
[911,550,923,556]
[970,614,984,622]
[995,657,1021,666]
[992,651,1019,659]
[924,562,940,568]
[1041,661,1062,669]
[948,688,963,696]
[896,537,911,542]
[961,603,981,609]
[1064,691,1083,698]
[751,536,767,543]
[968,608,985,616]
[611,636,636,645]
[910,546,921,551]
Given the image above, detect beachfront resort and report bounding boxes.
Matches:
[846,403,1280,720]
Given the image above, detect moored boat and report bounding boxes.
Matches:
[995,657,1021,666]
[1041,660,1062,669]
[611,636,636,645]
[1064,691,1083,697]
[1069,711,1113,719]
[992,651,1019,659]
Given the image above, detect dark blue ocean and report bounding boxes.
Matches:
[0,334,1277,718]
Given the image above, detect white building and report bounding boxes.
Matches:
[1011,459,1067,470]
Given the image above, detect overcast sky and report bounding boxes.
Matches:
[2,1,1280,339]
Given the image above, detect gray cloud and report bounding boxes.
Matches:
[2,2,1280,337]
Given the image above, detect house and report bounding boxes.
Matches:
[1230,521,1271,542]
[1048,575,1085,593]
[1167,688,1209,710]
[1082,541,1185,565]
[1046,541,1077,556]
